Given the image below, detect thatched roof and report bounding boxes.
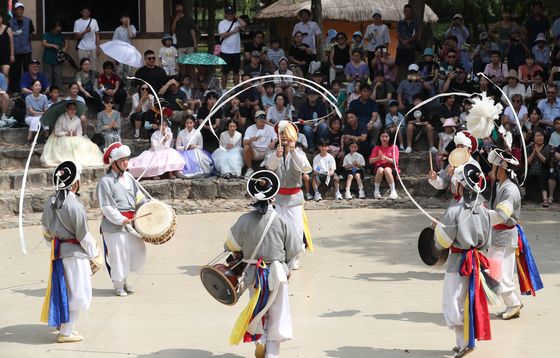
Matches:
[255,0,439,23]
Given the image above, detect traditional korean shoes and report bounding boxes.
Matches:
[56,333,83,343]
[502,304,523,320]
[254,343,266,358]
[454,346,474,358]
[114,288,127,297]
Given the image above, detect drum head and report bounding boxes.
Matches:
[418,227,449,266]
[135,200,173,238]
[200,265,238,305]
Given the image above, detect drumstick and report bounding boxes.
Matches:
[429,151,434,172]
[131,212,153,222]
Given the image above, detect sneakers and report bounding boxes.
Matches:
[358,189,366,199]
[430,146,439,154]
[314,192,322,201]
[124,280,134,293]
[389,191,399,199]
[56,333,83,343]
[502,304,523,320]
[335,191,343,200]
[399,145,405,152]
[114,288,127,297]
[245,168,254,178]
[374,191,382,199]
[345,190,352,199]
[305,193,313,201]
[404,147,413,154]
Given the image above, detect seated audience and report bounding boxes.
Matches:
[342,140,366,199]
[369,130,400,199]
[243,110,276,178]
[95,96,121,149]
[176,115,214,178]
[312,139,342,201]
[212,119,243,178]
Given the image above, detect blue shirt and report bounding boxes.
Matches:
[0,73,7,92]
[537,98,560,123]
[348,97,379,125]
[20,72,50,95]
[385,112,405,129]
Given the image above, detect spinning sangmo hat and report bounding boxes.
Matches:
[274,120,299,143]
[452,161,486,194]
[488,148,519,168]
[103,142,131,165]
[246,170,280,201]
[53,161,82,190]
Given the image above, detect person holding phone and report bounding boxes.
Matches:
[73,6,100,71]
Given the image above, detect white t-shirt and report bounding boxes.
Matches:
[503,105,528,123]
[159,46,178,68]
[112,25,137,43]
[313,153,336,173]
[292,21,321,53]
[549,131,560,148]
[218,19,241,54]
[343,152,365,168]
[73,18,100,51]
[267,106,290,124]
[364,23,390,52]
[244,124,276,151]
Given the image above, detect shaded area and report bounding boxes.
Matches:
[320,309,361,318]
[352,271,444,282]
[325,346,451,357]
[178,265,202,277]
[13,287,118,298]
[135,349,244,358]
[369,311,446,327]
[0,324,57,345]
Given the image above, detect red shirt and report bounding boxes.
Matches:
[98,74,120,90]
[369,144,400,173]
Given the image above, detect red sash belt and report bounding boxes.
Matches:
[120,211,135,219]
[493,223,515,230]
[278,187,301,195]
[450,246,465,253]
[54,237,79,245]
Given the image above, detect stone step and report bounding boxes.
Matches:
[5,175,440,216]
[0,166,107,191]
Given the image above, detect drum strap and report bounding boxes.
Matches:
[243,211,277,265]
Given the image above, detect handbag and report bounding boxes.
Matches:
[214,18,237,56]
[56,50,66,64]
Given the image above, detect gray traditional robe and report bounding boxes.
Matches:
[96,170,146,233]
[490,179,521,247]
[224,207,303,286]
[264,148,311,207]
[42,192,97,259]
[434,198,492,273]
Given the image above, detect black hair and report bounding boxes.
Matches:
[298,9,312,16]
[205,91,219,100]
[184,114,196,125]
[360,83,372,91]
[318,139,330,147]
[270,38,281,45]
[252,31,264,38]
[529,106,542,116]
[345,109,358,118]
[447,48,457,56]
[377,129,395,146]
[336,32,347,40]
[330,80,341,87]
[79,57,91,67]
[412,93,423,101]
[274,93,289,106]
[102,95,114,103]
[553,117,560,125]
[48,21,62,31]
[264,81,274,89]
[225,119,238,128]
[351,48,362,56]
[49,85,60,92]
[403,4,413,9]
[103,61,115,69]
[30,79,42,88]
[144,49,155,57]
[293,31,304,37]
[490,50,501,57]
[68,82,79,89]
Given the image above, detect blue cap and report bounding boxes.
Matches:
[423,48,435,57]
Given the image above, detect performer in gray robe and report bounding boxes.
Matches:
[225,170,303,358]
[41,161,101,343]
[263,120,311,269]
[433,162,492,358]
[487,148,524,319]
[96,142,147,296]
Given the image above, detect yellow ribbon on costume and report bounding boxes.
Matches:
[463,288,470,343]
[229,286,261,345]
[303,208,314,252]
[40,240,55,323]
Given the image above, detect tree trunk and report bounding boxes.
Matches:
[183,0,194,15]
[311,0,324,61]
[409,0,433,50]
[207,1,216,54]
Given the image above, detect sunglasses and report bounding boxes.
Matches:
[105,101,114,104]
[512,99,521,102]
[547,91,557,94]
[146,57,156,60]
[447,55,456,58]
[140,87,148,91]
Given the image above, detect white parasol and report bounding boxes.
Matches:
[100,40,143,69]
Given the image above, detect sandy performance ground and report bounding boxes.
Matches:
[0,209,559,358]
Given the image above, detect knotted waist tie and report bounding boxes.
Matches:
[450,246,492,348]
[278,187,301,195]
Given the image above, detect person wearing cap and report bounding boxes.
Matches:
[73,6,100,71]
[41,160,102,343]
[218,5,246,89]
[487,148,543,319]
[328,32,351,84]
[531,33,551,70]
[433,161,492,357]
[41,21,67,91]
[445,14,470,49]
[525,1,550,47]
[472,32,499,74]
[225,170,303,358]
[8,2,35,93]
[40,101,104,167]
[350,31,364,54]
[292,9,321,55]
[418,48,439,87]
[243,50,266,79]
[297,88,329,151]
[159,34,178,76]
[96,142,148,296]
[501,70,527,105]
[396,4,420,79]
[365,9,390,79]
[396,64,423,111]
[20,59,50,97]
[442,64,475,94]
[243,110,277,178]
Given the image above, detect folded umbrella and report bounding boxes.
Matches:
[40,100,87,128]
[100,40,144,68]
[178,52,226,66]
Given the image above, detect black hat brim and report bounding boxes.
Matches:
[247,170,280,200]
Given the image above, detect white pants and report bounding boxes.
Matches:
[59,256,91,336]
[103,231,146,284]
[250,281,293,357]
[25,115,42,132]
[275,204,304,244]
[442,272,468,348]
[487,245,522,307]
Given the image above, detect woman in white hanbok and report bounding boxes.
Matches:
[176,115,214,178]
[128,119,186,179]
[212,119,243,177]
[40,102,104,167]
